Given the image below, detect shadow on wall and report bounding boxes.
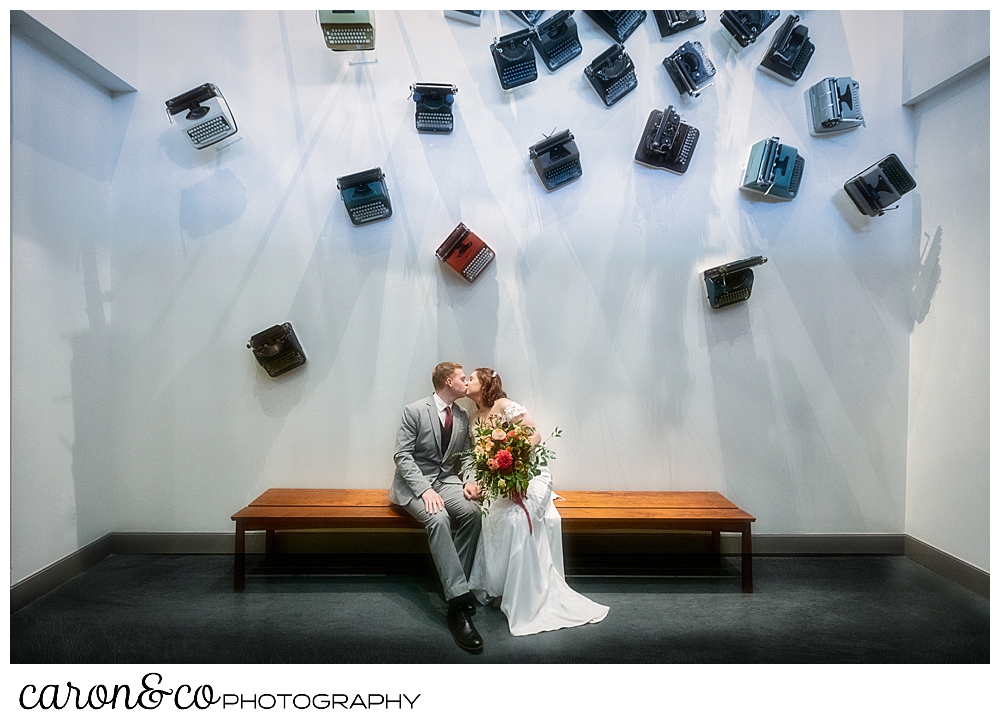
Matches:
[179,169,248,239]
[910,210,942,329]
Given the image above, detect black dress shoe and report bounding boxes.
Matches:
[447,607,484,654]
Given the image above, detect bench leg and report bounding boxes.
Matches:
[234,521,246,593]
[265,529,274,556]
[741,523,753,593]
[711,530,721,557]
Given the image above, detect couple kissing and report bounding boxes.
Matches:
[389,362,608,654]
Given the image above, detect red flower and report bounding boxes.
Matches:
[494,449,514,471]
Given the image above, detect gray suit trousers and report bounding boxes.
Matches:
[402,480,482,601]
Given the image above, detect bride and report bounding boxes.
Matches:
[465,367,609,636]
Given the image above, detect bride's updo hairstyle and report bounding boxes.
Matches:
[475,368,507,410]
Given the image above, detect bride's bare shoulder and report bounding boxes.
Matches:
[491,398,513,415]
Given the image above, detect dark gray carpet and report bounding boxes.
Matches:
[10,554,988,663]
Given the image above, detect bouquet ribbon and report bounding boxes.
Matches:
[510,491,532,535]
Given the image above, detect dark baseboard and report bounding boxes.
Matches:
[904,535,989,600]
[10,534,114,613]
[11,530,987,612]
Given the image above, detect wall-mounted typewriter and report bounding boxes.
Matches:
[584,10,647,43]
[703,256,768,309]
[663,41,716,98]
[652,11,706,38]
[529,129,582,191]
[532,11,583,72]
[741,137,804,200]
[491,29,538,90]
[336,167,392,225]
[444,11,482,25]
[844,154,916,217]
[436,223,496,282]
[410,83,457,134]
[635,106,699,175]
[808,77,864,135]
[720,10,780,51]
[584,43,638,107]
[318,11,375,51]
[758,14,814,84]
[248,323,306,377]
[509,10,545,27]
[165,84,238,150]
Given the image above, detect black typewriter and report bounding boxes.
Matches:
[719,10,780,50]
[652,11,706,38]
[634,106,700,175]
[491,29,539,90]
[844,154,917,217]
[529,129,582,191]
[336,168,392,225]
[584,43,638,107]
[248,323,306,377]
[663,40,716,98]
[410,83,457,134]
[758,14,814,84]
[703,257,768,309]
[584,10,647,43]
[532,11,583,72]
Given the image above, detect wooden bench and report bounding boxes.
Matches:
[231,489,756,593]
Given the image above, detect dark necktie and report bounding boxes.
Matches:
[441,405,453,452]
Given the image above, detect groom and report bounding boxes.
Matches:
[390,362,484,654]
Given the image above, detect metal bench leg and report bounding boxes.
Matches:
[235,521,246,592]
[711,530,721,557]
[741,523,753,593]
[265,529,274,556]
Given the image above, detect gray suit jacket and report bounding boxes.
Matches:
[390,396,471,506]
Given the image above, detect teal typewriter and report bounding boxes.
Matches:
[336,167,392,225]
[741,137,804,200]
[704,256,768,309]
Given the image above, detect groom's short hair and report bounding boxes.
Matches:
[432,362,462,390]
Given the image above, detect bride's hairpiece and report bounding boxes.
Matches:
[491,371,497,378]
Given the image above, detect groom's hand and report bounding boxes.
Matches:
[463,483,481,500]
[421,489,445,515]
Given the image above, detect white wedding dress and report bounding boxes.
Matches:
[468,402,610,636]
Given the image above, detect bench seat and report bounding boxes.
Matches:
[232,488,756,593]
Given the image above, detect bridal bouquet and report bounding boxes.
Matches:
[462,416,561,534]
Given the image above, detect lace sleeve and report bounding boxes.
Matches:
[501,401,529,424]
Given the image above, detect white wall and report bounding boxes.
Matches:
[10,32,126,583]
[903,15,990,572]
[13,11,935,581]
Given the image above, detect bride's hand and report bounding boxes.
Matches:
[463,482,481,501]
